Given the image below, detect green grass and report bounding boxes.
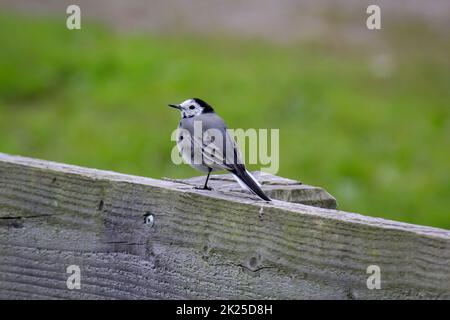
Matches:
[0,14,449,228]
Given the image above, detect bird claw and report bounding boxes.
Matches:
[195,186,213,191]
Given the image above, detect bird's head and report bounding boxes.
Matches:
[168,98,214,118]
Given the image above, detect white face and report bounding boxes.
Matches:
[178,99,204,118]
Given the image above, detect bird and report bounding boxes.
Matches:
[168,98,271,201]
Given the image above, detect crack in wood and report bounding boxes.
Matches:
[0,214,56,220]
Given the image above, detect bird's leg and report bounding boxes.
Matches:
[203,169,212,190]
[196,168,213,191]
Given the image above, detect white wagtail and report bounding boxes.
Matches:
[169,98,271,201]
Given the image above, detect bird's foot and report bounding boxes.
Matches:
[195,186,213,191]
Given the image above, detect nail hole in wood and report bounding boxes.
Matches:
[144,212,154,227]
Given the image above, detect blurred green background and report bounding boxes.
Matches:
[0,7,449,228]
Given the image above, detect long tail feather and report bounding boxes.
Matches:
[231,169,271,201]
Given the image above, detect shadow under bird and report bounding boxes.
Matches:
[169,98,271,201]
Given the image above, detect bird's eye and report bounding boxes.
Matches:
[189,105,195,110]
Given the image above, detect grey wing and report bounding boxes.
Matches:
[190,114,244,171]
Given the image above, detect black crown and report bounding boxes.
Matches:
[193,98,214,113]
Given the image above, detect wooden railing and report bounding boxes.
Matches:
[0,153,449,299]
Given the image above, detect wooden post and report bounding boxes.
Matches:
[0,153,449,299]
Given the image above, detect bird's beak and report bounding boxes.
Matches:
[168,104,182,110]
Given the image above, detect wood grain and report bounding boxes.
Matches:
[168,171,337,209]
[0,153,449,299]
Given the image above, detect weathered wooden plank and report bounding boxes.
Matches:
[170,171,337,209]
[0,153,449,299]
